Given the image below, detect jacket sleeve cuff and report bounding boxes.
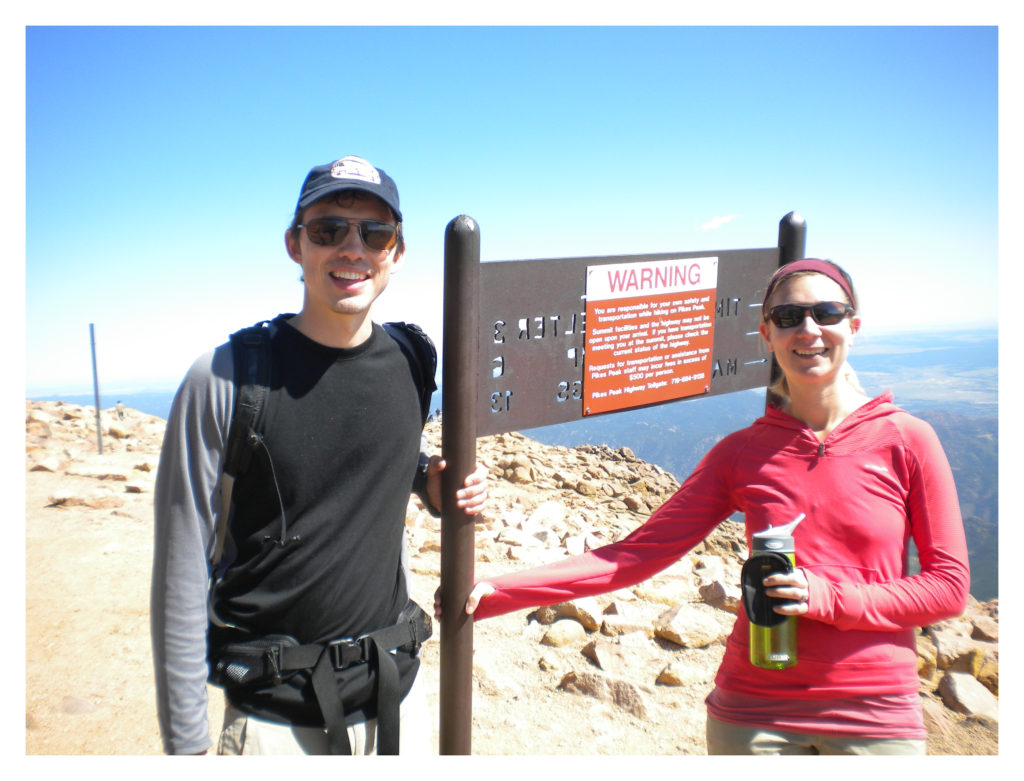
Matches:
[803,568,865,630]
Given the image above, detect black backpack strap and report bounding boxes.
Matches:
[383,321,437,426]
[224,322,275,478]
[384,322,439,514]
[212,321,274,572]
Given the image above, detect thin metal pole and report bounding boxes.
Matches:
[439,215,480,755]
[767,212,808,408]
[90,323,103,454]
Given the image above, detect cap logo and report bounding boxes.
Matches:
[330,156,382,185]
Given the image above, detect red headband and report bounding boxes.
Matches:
[763,258,857,317]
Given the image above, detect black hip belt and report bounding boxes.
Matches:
[210,602,432,755]
[212,606,431,686]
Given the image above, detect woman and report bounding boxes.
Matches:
[452,258,969,755]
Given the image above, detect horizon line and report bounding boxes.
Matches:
[25,321,997,398]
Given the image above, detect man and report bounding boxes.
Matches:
[151,155,487,755]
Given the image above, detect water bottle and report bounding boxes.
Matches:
[742,514,804,670]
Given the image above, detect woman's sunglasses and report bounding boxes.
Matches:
[298,217,398,252]
[766,301,854,329]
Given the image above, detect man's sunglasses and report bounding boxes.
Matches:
[766,301,854,329]
[297,217,398,252]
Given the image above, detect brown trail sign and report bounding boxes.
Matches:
[438,212,806,754]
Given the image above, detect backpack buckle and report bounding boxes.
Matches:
[328,636,368,670]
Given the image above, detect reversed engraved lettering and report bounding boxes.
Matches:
[556,379,583,403]
[711,357,739,378]
[490,390,513,413]
[493,320,507,344]
[716,297,741,317]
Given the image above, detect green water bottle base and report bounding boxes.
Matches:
[750,654,797,670]
[749,620,797,669]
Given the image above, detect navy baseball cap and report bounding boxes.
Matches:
[295,155,402,221]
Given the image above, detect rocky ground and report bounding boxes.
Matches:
[24,401,998,756]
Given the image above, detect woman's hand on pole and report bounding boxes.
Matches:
[433,581,495,620]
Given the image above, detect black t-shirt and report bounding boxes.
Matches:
[212,317,424,725]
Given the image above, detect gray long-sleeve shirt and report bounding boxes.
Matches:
[151,343,234,754]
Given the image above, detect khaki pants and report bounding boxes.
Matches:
[217,671,431,755]
[706,715,926,755]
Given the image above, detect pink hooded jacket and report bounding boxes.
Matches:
[474,393,969,710]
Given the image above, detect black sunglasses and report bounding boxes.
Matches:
[297,217,398,252]
[766,301,854,329]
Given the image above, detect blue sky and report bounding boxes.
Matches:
[18,21,1009,395]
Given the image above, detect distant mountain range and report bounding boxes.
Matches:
[28,327,998,599]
